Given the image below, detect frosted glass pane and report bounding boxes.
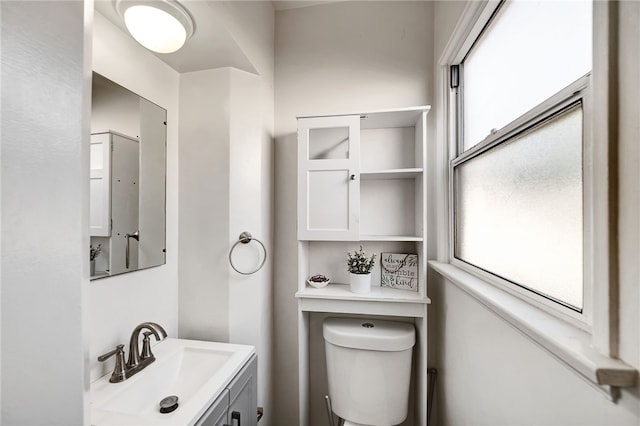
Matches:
[463,0,592,150]
[455,105,583,309]
[309,127,350,160]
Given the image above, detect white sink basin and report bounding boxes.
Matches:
[90,338,254,425]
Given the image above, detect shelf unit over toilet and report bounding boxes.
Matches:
[295,106,431,426]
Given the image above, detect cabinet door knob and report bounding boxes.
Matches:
[350,174,356,181]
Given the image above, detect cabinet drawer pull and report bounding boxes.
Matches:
[350,174,356,181]
[232,411,241,426]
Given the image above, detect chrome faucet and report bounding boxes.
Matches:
[98,321,167,383]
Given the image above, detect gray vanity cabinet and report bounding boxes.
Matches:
[195,355,257,426]
[227,354,258,426]
[197,389,229,426]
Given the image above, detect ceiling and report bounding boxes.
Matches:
[94,1,342,74]
[272,1,341,10]
[94,0,257,74]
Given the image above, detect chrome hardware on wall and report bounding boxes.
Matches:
[228,231,267,275]
[125,230,139,269]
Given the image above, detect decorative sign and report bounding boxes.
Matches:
[380,253,418,291]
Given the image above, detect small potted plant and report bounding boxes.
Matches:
[346,246,376,294]
[90,244,102,276]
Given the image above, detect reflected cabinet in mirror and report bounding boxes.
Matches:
[90,73,166,279]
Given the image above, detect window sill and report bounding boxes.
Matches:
[429,261,637,400]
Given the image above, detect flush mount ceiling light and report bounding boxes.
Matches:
[115,0,195,54]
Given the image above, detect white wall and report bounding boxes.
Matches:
[429,1,640,425]
[274,2,434,423]
[178,68,232,343]
[178,66,275,424]
[89,10,180,382]
[91,77,140,137]
[228,68,274,426]
[178,2,275,424]
[1,1,90,423]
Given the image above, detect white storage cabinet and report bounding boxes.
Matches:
[296,106,432,426]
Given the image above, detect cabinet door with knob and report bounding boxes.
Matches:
[196,389,229,426]
[298,115,360,241]
[195,355,257,426]
[226,355,257,426]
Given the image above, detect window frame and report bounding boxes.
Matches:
[449,73,593,329]
[431,0,637,396]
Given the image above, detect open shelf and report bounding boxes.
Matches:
[360,168,423,180]
[359,235,423,241]
[297,283,429,302]
[296,284,430,317]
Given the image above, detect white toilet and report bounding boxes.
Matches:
[323,317,415,426]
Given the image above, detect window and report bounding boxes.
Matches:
[451,0,592,317]
[461,0,592,151]
[432,0,637,394]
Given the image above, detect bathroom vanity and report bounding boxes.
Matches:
[194,355,257,426]
[90,338,257,426]
[296,106,432,425]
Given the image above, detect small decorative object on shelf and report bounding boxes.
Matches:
[90,243,102,261]
[381,253,418,291]
[90,244,102,276]
[307,274,331,289]
[347,246,376,294]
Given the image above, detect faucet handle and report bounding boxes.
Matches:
[97,344,125,362]
[140,331,155,361]
[98,344,128,383]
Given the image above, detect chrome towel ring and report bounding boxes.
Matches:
[229,231,267,275]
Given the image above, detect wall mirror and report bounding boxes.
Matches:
[90,72,167,280]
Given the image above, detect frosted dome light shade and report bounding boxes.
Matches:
[123,5,187,53]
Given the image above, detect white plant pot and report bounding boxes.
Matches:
[350,273,372,294]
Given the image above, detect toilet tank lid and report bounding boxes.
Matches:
[323,318,415,351]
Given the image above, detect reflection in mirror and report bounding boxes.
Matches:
[90,73,167,280]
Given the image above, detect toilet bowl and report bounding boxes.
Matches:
[323,317,415,426]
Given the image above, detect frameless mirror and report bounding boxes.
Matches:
[90,73,166,280]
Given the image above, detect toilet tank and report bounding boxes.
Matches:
[323,318,415,426]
